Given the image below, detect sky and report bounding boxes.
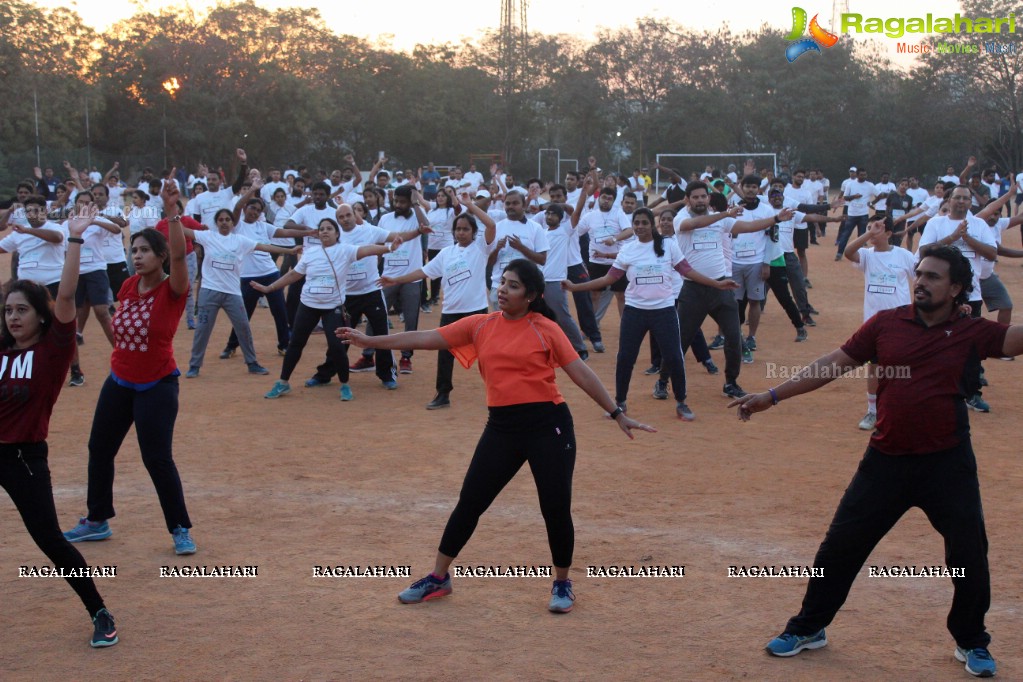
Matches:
[50,0,966,58]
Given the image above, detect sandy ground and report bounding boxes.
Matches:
[2,237,1023,681]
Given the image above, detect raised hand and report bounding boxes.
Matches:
[237,148,247,164]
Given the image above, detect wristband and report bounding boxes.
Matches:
[67,237,84,244]
[768,388,780,405]
[608,406,624,420]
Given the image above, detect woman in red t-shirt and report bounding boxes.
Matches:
[338,259,655,613]
[0,204,118,647]
[63,181,197,556]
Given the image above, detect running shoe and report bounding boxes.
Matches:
[426,393,450,410]
[247,362,269,375]
[277,347,287,356]
[90,608,118,648]
[802,314,817,327]
[219,347,235,359]
[722,382,747,400]
[808,305,820,315]
[350,356,375,372]
[702,359,719,375]
[399,357,413,374]
[399,573,452,604]
[420,303,432,314]
[745,335,758,351]
[804,278,813,289]
[979,371,988,387]
[185,368,199,378]
[76,332,85,345]
[69,370,85,387]
[795,327,808,342]
[382,380,398,390]
[592,341,606,353]
[676,402,695,421]
[742,345,753,364]
[652,380,668,400]
[264,381,291,399]
[954,646,996,678]
[548,579,575,613]
[339,384,353,401]
[643,364,661,375]
[64,518,111,543]
[172,526,196,555]
[578,350,589,362]
[764,629,827,657]
[966,394,990,413]
[305,377,331,387]
[708,334,725,350]
[858,412,877,430]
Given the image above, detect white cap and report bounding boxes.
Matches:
[849,166,857,172]
[475,189,491,199]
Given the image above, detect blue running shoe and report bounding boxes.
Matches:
[247,362,269,375]
[399,573,452,604]
[955,646,996,678]
[90,608,118,648]
[172,526,196,555]
[339,384,353,401]
[64,518,112,543]
[264,380,291,399]
[305,377,331,387]
[185,367,199,378]
[382,380,398,390]
[966,394,990,413]
[708,334,725,350]
[765,629,827,657]
[548,579,575,613]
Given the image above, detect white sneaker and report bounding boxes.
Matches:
[858,412,877,430]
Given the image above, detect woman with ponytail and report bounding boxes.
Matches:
[337,258,655,614]
[564,208,738,421]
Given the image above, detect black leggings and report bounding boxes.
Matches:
[1,442,105,616]
[439,402,576,567]
[281,302,348,382]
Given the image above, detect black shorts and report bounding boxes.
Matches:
[45,282,60,300]
[75,270,112,307]
[793,228,809,250]
[588,262,628,292]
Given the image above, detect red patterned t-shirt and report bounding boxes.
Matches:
[111,275,188,384]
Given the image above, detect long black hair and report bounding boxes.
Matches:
[632,207,663,257]
[502,259,557,321]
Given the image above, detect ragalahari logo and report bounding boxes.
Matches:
[786,7,840,62]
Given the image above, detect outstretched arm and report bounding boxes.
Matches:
[337,327,449,350]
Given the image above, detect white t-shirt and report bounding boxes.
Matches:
[379,212,424,279]
[674,208,731,281]
[906,188,930,220]
[426,206,457,251]
[260,181,288,205]
[289,204,336,247]
[873,182,897,212]
[189,187,235,229]
[233,219,281,278]
[462,171,485,192]
[61,223,108,275]
[612,237,685,310]
[268,203,297,246]
[777,211,809,254]
[575,208,630,265]
[1015,173,1023,195]
[915,214,996,302]
[538,218,575,282]
[803,179,824,203]
[979,217,1011,279]
[844,180,876,217]
[940,174,961,185]
[337,223,388,296]
[490,218,551,286]
[421,234,496,313]
[127,205,160,236]
[852,247,916,322]
[193,230,258,295]
[0,223,65,284]
[731,201,774,266]
[97,206,127,264]
[295,243,360,309]
[784,184,814,207]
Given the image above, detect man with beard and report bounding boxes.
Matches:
[732,245,1018,679]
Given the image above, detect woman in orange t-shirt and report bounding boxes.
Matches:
[338,258,655,613]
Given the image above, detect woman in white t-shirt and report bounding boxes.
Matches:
[379,197,495,409]
[179,209,297,378]
[564,208,738,421]
[253,218,400,401]
[421,186,462,310]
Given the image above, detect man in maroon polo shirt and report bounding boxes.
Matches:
[729,245,1023,678]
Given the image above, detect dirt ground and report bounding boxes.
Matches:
[3,238,1023,681]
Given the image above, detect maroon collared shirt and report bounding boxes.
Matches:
[841,305,1008,455]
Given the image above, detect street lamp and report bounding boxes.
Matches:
[162,78,181,170]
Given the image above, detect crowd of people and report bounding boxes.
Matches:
[3,150,1023,677]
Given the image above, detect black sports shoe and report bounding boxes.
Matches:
[426,393,450,410]
[643,364,661,375]
[91,608,118,648]
[708,334,725,350]
[652,380,668,400]
[722,382,747,399]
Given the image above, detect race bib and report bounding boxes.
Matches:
[212,259,234,270]
[867,271,896,295]
[447,269,471,286]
